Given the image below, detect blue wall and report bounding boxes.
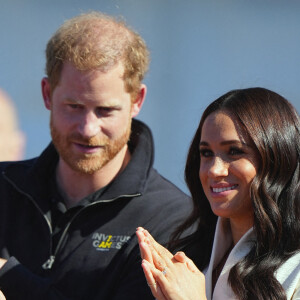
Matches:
[1,0,300,193]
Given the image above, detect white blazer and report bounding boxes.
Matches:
[204,218,300,300]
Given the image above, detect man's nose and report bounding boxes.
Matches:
[78,112,101,138]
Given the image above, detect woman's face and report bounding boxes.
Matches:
[199,111,258,228]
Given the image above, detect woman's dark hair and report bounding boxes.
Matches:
[170,87,300,300]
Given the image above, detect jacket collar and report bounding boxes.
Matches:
[100,118,154,199]
[205,218,254,299]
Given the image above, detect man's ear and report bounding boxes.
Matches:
[131,84,147,118]
[41,77,52,110]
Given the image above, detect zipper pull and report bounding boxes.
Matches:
[42,255,55,269]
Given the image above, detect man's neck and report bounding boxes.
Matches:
[56,146,131,208]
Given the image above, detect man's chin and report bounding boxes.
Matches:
[63,157,107,175]
[77,163,105,174]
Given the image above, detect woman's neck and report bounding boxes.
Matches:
[229,217,253,245]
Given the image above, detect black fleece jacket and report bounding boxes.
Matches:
[0,119,192,300]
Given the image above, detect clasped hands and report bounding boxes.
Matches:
[136,227,207,300]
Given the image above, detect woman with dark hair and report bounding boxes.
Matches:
[136,87,300,300]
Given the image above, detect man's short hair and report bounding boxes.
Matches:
[45,11,150,100]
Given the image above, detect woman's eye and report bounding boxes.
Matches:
[229,147,244,155]
[200,149,213,157]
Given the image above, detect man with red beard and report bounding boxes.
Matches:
[0,11,192,300]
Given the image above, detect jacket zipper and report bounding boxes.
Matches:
[3,171,141,270]
[44,193,141,269]
[3,173,55,269]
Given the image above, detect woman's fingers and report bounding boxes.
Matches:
[137,228,207,300]
[143,230,173,261]
[137,228,173,270]
[139,240,154,265]
[173,251,186,263]
[136,227,146,243]
[138,228,200,276]
[142,259,168,300]
[173,251,201,274]
[136,230,154,263]
[185,257,201,274]
[141,259,157,287]
[148,240,173,272]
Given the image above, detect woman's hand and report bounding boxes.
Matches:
[136,227,207,300]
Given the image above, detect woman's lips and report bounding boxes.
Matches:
[211,184,238,193]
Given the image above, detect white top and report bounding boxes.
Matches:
[204,217,300,300]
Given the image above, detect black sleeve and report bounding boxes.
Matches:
[0,257,71,300]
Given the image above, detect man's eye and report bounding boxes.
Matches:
[101,107,113,112]
[96,107,114,116]
[68,104,81,109]
[200,149,213,157]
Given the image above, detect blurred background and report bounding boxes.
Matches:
[0,0,299,193]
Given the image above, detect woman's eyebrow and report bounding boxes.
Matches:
[199,140,248,147]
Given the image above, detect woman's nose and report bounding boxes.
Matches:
[208,156,229,178]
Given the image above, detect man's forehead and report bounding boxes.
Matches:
[59,61,125,81]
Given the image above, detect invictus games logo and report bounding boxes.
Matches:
[92,232,131,251]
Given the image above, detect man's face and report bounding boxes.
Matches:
[45,62,138,174]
